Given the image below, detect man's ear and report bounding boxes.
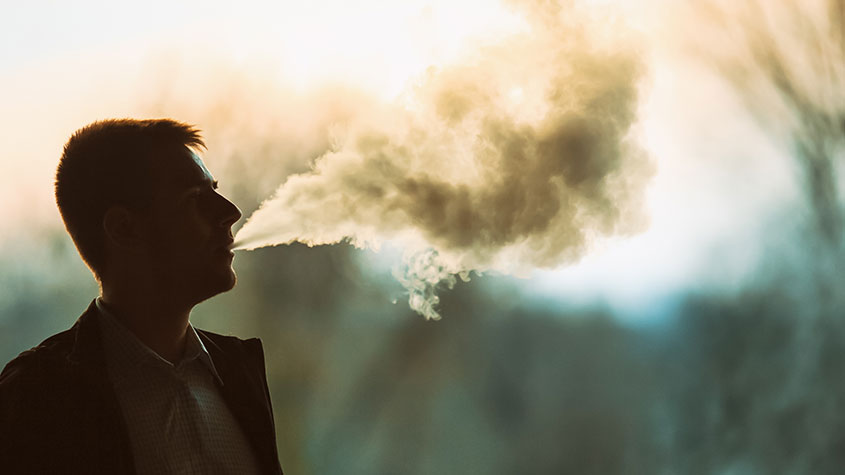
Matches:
[103,205,147,251]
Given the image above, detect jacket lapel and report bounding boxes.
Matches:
[67,301,137,474]
[199,332,280,474]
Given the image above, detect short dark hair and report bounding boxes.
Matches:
[55,119,205,278]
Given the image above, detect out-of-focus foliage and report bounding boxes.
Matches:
[5,232,845,474]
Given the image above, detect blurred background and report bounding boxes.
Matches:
[2,0,845,473]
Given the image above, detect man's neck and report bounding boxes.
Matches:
[99,290,193,365]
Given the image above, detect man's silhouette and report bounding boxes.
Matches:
[0,119,283,474]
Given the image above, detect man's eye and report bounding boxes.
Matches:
[187,186,215,202]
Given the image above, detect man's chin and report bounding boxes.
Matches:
[221,270,237,292]
[191,267,238,304]
[212,267,238,293]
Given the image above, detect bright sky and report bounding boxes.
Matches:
[3,0,523,89]
[1,0,796,320]
[0,0,522,231]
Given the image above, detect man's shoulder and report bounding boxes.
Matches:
[1,300,100,391]
[0,322,85,443]
[0,325,78,387]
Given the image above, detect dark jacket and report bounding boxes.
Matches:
[0,301,284,474]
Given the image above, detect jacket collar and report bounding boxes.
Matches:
[66,300,107,367]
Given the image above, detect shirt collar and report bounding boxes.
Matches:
[185,324,224,384]
[95,298,224,385]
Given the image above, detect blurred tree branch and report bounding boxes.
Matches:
[700,0,845,249]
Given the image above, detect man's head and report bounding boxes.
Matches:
[56,119,242,307]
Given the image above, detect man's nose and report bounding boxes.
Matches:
[216,193,242,228]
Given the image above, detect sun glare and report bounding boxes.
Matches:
[205,0,527,99]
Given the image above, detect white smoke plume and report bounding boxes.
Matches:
[234,0,653,319]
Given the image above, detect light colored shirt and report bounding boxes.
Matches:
[95,299,261,475]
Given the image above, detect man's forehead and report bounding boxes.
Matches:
[189,151,214,180]
[157,149,215,187]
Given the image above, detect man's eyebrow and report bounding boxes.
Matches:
[185,178,218,190]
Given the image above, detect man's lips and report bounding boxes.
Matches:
[215,237,235,252]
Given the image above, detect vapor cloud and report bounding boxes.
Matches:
[234,1,652,318]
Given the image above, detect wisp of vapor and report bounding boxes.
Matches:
[233,0,653,319]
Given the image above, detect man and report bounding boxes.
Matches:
[0,119,283,474]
